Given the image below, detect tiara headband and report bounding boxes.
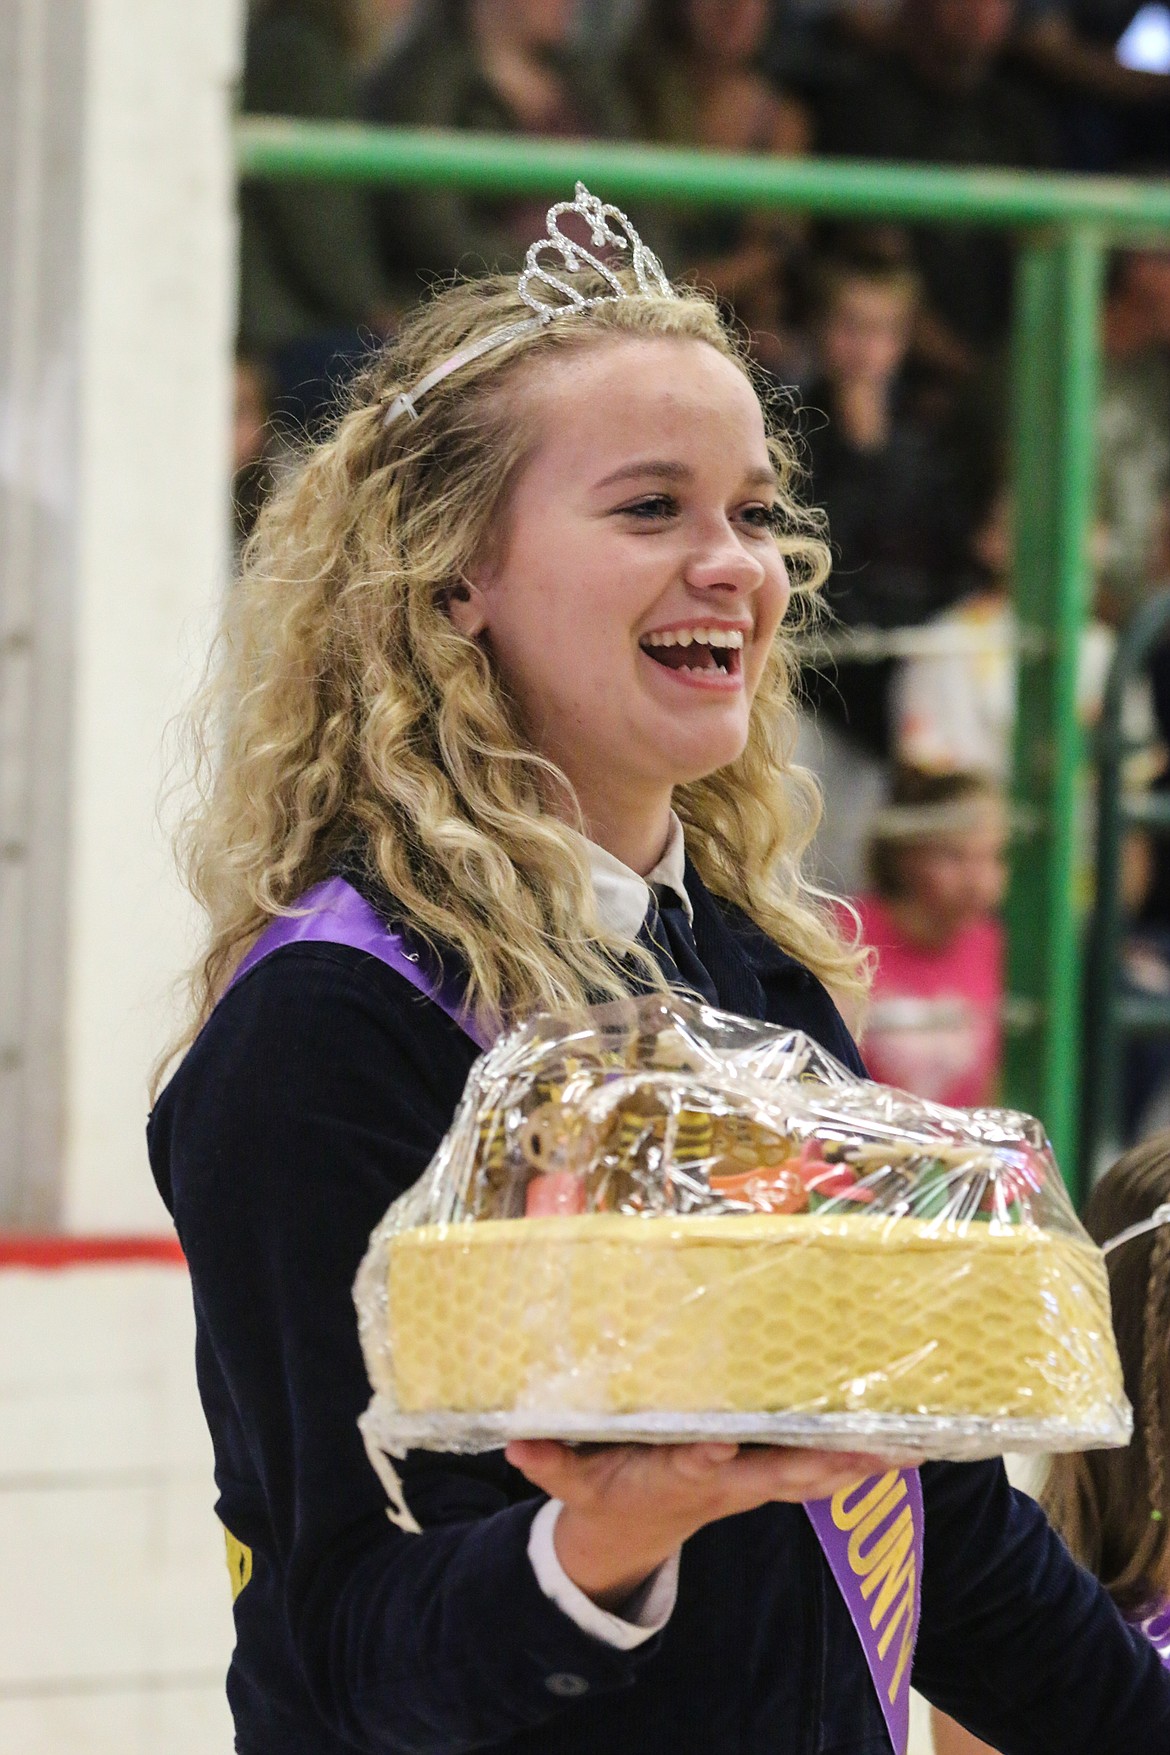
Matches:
[381,182,675,428]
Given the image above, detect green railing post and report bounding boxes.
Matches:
[1082,590,1170,1177]
[1004,226,1105,1188]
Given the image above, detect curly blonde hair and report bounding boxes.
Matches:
[162,270,865,1083]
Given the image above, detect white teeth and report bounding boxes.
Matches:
[641,626,746,649]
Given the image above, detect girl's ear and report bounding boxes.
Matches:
[447,576,489,638]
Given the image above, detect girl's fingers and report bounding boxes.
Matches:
[504,1438,581,1495]
[667,1442,741,1477]
[504,1437,918,1523]
[667,1445,898,1512]
[505,1438,569,1470]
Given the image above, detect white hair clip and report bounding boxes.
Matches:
[1102,1202,1170,1256]
[382,183,674,428]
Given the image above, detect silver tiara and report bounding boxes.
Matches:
[382,183,674,428]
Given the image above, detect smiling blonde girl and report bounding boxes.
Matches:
[150,198,1170,1755]
[169,264,854,1049]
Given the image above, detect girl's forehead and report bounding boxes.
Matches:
[521,335,766,464]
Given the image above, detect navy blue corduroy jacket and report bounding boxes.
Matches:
[148,867,1170,1754]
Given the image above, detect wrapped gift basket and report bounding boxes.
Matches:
[355,996,1129,1462]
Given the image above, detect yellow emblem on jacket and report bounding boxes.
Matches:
[223,1524,253,1602]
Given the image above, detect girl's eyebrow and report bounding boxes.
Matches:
[595,459,690,489]
[593,459,779,490]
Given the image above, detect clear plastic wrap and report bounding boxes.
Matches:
[355,995,1130,1463]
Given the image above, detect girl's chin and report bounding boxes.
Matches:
[643,723,750,786]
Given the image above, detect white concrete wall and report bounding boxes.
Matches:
[0,1262,233,1753]
[63,0,242,1229]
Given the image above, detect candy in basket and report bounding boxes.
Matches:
[355,995,1129,1462]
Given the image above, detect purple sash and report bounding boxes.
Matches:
[233,877,923,1753]
[806,1471,924,1752]
[228,876,490,1049]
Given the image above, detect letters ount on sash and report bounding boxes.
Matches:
[805,1469,924,1755]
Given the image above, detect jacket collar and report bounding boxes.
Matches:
[684,857,814,1021]
[569,811,692,942]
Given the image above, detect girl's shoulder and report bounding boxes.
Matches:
[200,931,473,1068]
[152,938,477,1144]
[148,939,478,1231]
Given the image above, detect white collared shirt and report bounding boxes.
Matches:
[574,809,693,941]
[525,814,687,1649]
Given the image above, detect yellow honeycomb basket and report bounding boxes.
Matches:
[384,1211,1123,1443]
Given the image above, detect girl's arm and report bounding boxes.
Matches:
[161,946,646,1752]
[507,1438,890,1611]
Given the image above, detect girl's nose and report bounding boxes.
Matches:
[683,524,766,596]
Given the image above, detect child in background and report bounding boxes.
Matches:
[932,1133,1170,1753]
[893,482,1114,783]
[854,768,1007,1109]
[891,487,1015,782]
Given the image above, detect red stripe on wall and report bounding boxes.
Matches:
[0,1235,186,1268]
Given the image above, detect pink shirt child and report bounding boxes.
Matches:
[853,894,1003,1109]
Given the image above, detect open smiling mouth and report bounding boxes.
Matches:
[639,628,744,678]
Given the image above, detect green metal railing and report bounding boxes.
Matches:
[1082,591,1170,1174]
[237,117,1170,1190]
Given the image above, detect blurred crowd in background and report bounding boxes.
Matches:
[231,0,1170,1129]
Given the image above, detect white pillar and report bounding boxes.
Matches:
[0,0,86,1226]
[0,0,242,1229]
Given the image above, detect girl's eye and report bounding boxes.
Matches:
[614,496,784,529]
[617,494,679,520]
[741,502,784,532]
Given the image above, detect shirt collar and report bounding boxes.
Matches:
[575,811,693,941]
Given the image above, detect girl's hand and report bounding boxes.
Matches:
[505,1440,906,1613]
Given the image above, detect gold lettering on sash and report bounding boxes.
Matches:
[222,1525,253,1601]
[830,1468,919,1711]
[830,1469,902,1532]
[847,1480,909,1574]
[877,1555,917,1670]
[884,1561,918,1703]
[860,1510,916,1625]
